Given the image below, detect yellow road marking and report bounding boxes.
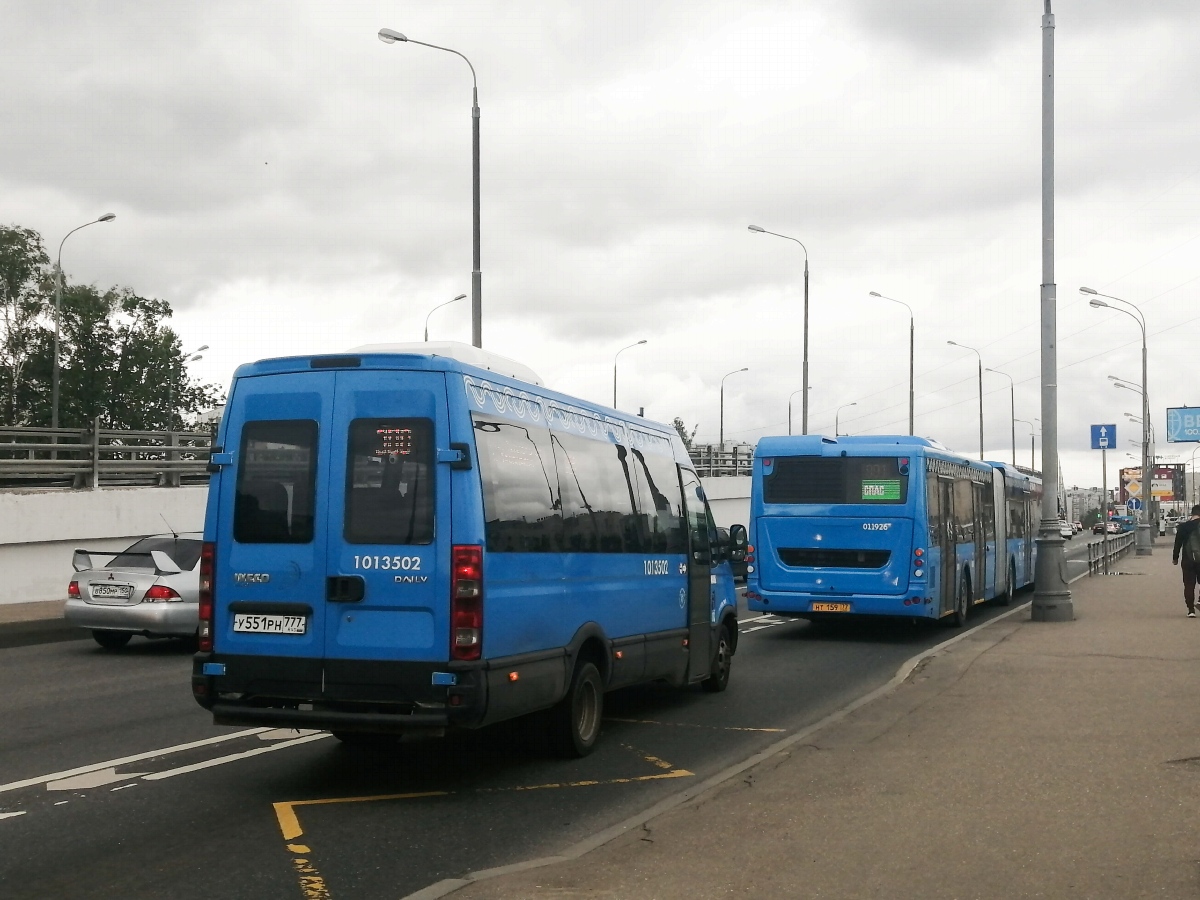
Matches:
[271,758,694,897]
[274,791,448,841]
[608,717,785,733]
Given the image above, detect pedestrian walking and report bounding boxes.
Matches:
[1172,504,1200,617]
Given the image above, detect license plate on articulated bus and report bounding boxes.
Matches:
[233,614,307,635]
[810,602,851,613]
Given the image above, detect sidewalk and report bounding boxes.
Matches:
[449,550,1200,900]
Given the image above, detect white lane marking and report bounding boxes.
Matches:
[0,811,27,821]
[143,733,331,781]
[47,767,149,792]
[0,728,271,796]
[257,728,322,741]
[110,784,138,792]
[740,625,774,633]
[737,614,775,624]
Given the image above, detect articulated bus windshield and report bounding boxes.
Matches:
[763,456,910,505]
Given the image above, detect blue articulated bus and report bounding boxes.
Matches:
[191,342,741,756]
[745,435,1040,626]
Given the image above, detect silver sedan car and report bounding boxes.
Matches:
[64,533,203,650]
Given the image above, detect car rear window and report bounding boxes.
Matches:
[344,418,435,545]
[764,456,910,505]
[107,537,203,570]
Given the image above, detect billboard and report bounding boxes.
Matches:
[1166,407,1200,443]
[1125,465,1187,501]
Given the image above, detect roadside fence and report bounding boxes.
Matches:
[0,420,213,489]
[689,444,753,477]
[1087,531,1138,576]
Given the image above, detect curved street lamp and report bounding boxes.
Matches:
[719,367,748,447]
[749,225,810,433]
[835,402,857,436]
[1085,286,1152,553]
[1015,417,1037,470]
[947,340,984,460]
[380,27,482,348]
[424,293,468,342]
[612,339,647,408]
[52,213,116,430]
[985,367,1017,465]
[868,292,914,435]
[786,387,809,436]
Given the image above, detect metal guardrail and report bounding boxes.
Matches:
[689,445,753,477]
[1086,531,1137,575]
[0,420,213,489]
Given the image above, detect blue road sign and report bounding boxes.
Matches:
[1090,424,1117,450]
[1127,498,1143,511]
[1166,407,1200,443]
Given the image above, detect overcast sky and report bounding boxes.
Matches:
[4,0,1199,490]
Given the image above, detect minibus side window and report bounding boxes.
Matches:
[234,420,317,544]
[473,417,562,552]
[631,448,688,554]
[345,419,435,545]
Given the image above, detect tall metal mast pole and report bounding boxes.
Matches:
[1033,1,1073,621]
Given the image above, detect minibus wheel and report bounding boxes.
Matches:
[551,661,603,758]
[701,622,733,693]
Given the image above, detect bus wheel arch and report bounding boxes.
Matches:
[565,623,611,686]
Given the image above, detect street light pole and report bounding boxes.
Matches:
[719,367,748,448]
[1016,418,1037,470]
[1034,0,1072,620]
[835,402,857,436]
[749,225,809,433]
[52,214,116,430]
[167,345,208,431]
[868,292,914,435]
[613,339,647,408]
[947,340,984,460]
[787,388,806,436]
[1086,287,1151,554]
[424,293,468,342]
[379,28,482,348]
[985,367,1016,465]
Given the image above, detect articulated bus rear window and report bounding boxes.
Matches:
[234,420,317,543]
[763,456,910,505]
[345,419,434,545]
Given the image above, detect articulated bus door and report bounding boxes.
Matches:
[937,477,957,616]
[322,370,452,678]
[680,469,713,682]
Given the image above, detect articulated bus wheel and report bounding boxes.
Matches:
[551,661,603,758]
[946,572,970,628]
[996,564,1016,606]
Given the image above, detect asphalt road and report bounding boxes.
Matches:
[0,536,1109,900]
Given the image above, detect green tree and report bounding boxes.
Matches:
[672,416,698,450]
[0,226,49,426]
[0,224,221,430]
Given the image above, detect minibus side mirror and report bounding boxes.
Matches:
[727,524,748,562]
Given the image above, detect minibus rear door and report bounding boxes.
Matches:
[217,372,334,665]
[322,370,451,669]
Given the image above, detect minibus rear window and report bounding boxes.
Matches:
[764,456,909,505]
[344,419,434,545]
[234,420,318,543]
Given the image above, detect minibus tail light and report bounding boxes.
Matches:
[451,545,483,661]
[198,542,215,652]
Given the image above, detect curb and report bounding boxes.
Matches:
[0,618,89,650]
[402,596,1038,900]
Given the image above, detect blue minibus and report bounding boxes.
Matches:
[745,435,1039,626]
[191,342,742,756]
